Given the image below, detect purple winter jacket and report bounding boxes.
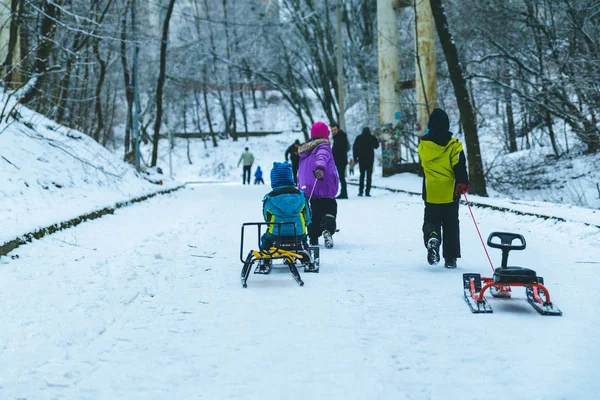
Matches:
[297,139,339,199]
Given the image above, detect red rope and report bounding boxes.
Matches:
[463,193,495,272]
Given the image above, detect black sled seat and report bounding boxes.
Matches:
[493,267,538,284]
[462,232,562,316]
[488,232,538,284]
[239,222,319,288]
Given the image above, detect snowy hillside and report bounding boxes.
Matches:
[0,92,169,245]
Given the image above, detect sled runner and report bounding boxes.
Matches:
[240,222,320,288]
[463,232,562,316]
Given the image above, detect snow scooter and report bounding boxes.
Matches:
[463,231,562,316]
[240,222,320,288]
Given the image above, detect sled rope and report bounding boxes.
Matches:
[308,178,318,201]
[464,193,495,272]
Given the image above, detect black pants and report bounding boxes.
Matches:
[422,201,461,259]
[254,178,264,184]
[336,163,347,196]
[242,166,251,184]
[308,198,337,241]
[358,161,374,195]
[292,163,299,184]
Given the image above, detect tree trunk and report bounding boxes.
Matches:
[239,89,248,136]
[121,1,134,158]
[504,76,517,153]
[92,40,108,142]
[103,77,118,147]
[222,0,237,141]
[182,99,192,164]
[545,109,560,157]
[18,0,28,73]
[200,70,217,147]
[19,0,60,104]
[429,0,487,196]
[192,89,208,150]
[2,0,21,86]
[151,0,177,167]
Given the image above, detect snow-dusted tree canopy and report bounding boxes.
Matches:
[0,0,598,190]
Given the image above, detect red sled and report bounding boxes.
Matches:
[463,232,562,316]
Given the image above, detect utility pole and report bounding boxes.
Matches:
[336,0,345,131]
[132,0,141,172]
[377,0,402,176]
[414,0,436,135]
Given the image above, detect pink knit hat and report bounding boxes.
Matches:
[310,121,330,139]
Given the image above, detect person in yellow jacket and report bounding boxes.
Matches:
[418,108,470,268]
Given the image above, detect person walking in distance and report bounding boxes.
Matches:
[348,158,355,176]
[353,127,379,196]
[418,108,470,269]
[237,147,255,185]
[330,123,350,199]
[297,122,339,249]
[284,139,301,183]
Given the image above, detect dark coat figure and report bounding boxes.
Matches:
[285,139,301,183]
[331,123,350,199]
[353,127,379,196]
[418,108,470,268]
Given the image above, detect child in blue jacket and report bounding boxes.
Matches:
[261,162,311,250]
[254,166,264,184]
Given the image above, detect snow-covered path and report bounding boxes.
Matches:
[1,184,599,399]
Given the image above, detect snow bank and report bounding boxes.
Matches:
[0,91,173,245]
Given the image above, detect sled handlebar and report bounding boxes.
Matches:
[487,232,526,251]
[239,222,300,263]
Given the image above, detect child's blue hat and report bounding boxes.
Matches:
[270,162,295,188]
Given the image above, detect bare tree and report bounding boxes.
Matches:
[429,0,487,196]
[19,0,60,104]
[151,0,176,167]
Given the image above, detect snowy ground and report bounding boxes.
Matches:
[2,183,599,399]
[0,91,166,245]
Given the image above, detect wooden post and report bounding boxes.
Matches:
[336,0,345,131]
[377,0,402,176]
[415,0,436,135]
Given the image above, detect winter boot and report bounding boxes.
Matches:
[309,236,319,246]
[323,230,334,249]
[304,262,319,273]
[254,258,272,274]
[444,257,457,269]
[426,236,441,265]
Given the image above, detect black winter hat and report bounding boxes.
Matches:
[427,108,450,132]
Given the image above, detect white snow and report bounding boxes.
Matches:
[1,182,599,399]
[0,91,174,245]
[2,88,600,399]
